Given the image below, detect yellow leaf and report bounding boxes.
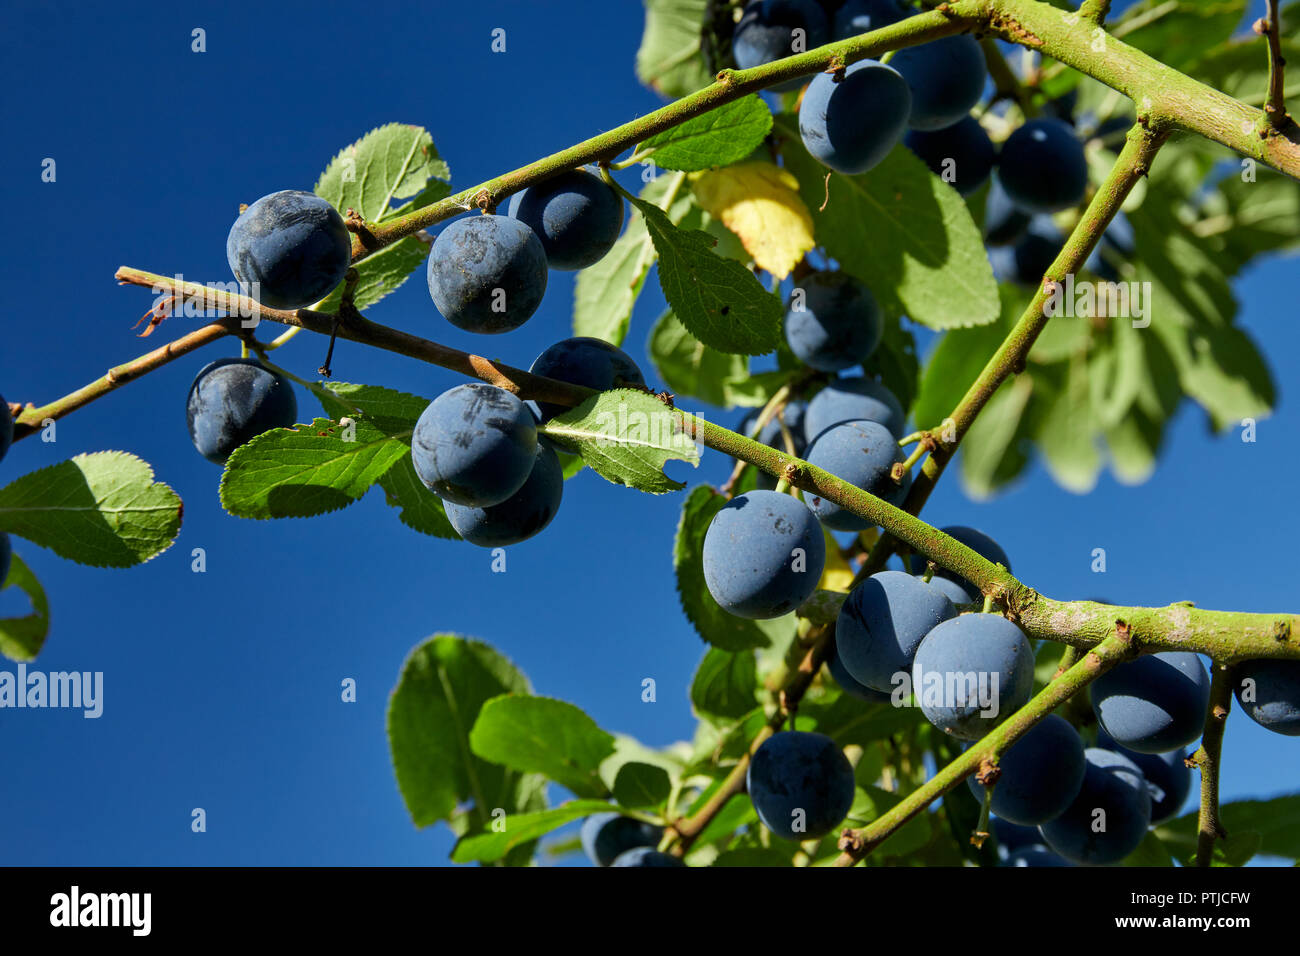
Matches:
[692,161,815,279]
[818,526,857,595]
[818,526,877,595]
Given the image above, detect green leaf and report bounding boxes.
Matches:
[1158,794,1300,864]
[572,172,694,346]
[313,123,451,312]
[0,554,49,662]
[777,114,999,330]
[863,308,922,419]
[1201,173,1300,275]
[541,388,700,493]
[311,381,458,536]
[450,799,614,864]
[599,734,685,794]
[314,381,430,429]
[912,287,1021,429]
[314,122,451,223]
[1035,358,1103,494]
[673,487,792,652]
[794,690,924,747]
[1191,35,1300,107]
[722,371,800,410]
[687,775,761,844]
[556,449,586,480]
[469,695,616,798]
[638,96,773,171]
[1120,1,1248,74]
[1104,410,1162,486]
[320,234,434,313]
[612,762,673,809]
[377,454,458,540]
[387,635,533,828]
[220,417,410,520]
[648,309,750,407]
[960,376,1035,499]
[1151,318,1275,430]
[635,198,783,355]
[690,648,759,722]
[0,452,182,568]
[1121,829,1176,867]
[636,0,714,99]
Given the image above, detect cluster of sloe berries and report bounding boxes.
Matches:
[732,1,1115,292]
[161,3,1299,862]
[694,245,1296,861]
[193,169,637,551]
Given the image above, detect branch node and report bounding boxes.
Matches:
[837,828,866,855]
[975,758,1001,788]
[343,209,380,250]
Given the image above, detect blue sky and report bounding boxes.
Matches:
[0,0,1294,866]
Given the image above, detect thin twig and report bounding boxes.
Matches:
[1190,663,1236,867]
[1257,0,1292,131]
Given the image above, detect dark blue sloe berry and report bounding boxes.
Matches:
[805,420,908,531]
[580,813,664,867]
[1091,651,1210,754]
[185,358,298,465]
[746,730,855,840]
[912,613,1035,739]
[411,383,538,507]
[804,376,906,442]
[1234,659,1300,737]
[967,714,1087,825]
[443,441,563,547]
[799,59,912,175]
[785,272,883,373]
[507,169,625,270]
[226,190,351,310]
[427,215,548,334]
[702,490,826,619]
[997,119,1088,214]
[527,337,645,422]
[1038,748,1151,865]
[836,570,958,692]
[905,116,995,196]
